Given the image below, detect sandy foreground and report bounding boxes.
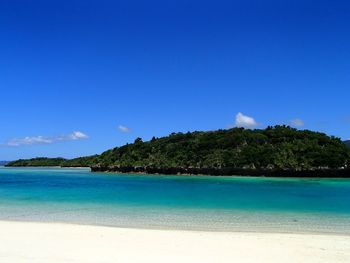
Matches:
[0,221,349,263]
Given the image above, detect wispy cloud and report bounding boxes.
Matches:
[235,112,258,128]
[69,131,89,140]
[118,125,131,133]
[290,118,304,127]
[1,131,89,147]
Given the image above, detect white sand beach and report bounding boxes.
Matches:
[0,221,349,263]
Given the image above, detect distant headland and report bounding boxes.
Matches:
[6,126,350,177]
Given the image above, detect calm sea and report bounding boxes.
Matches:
[0,167,350,234]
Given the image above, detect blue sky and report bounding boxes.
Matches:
[0,0,349,160]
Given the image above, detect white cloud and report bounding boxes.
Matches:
[118,125,131,133]
[2,131,89,147]
[290,118,304,127]
[69,131,89,140]
[235,112,258,128]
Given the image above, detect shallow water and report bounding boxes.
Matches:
[0,167,350,233]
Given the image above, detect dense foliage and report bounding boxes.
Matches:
[7,156,98,167]
[6,126,350,170]
[7,157,66,167]
[345,140,350,148]
[61,155,99,167]
[96,126,349,170]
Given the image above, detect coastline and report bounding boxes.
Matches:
[1,220,349,263]
[91,165,350,178]
[4,165,350,178]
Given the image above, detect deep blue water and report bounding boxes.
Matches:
[1,167,350,233]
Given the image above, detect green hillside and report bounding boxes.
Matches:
[7,156,98,167]
[95,126,349,170]
[344,140,350,148]
[7,126,350,173]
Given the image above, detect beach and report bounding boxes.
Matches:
[1,220,349,263]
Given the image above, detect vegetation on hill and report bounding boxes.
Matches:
[6,126,350,173]
[7,156,98,167]
[62,155,99,167]
[344,140,350,148]
[7,157,66,167]
[95,126,349,170]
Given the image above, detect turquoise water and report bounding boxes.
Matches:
[1,167,350,234]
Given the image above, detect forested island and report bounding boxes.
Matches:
[6,126,350,177]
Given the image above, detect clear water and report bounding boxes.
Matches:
[1,167,350,234]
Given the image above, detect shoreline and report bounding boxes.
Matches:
[2,218,350,236]
[4,165,350,178]
[91,166,350,178]
[1,220,349,263]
